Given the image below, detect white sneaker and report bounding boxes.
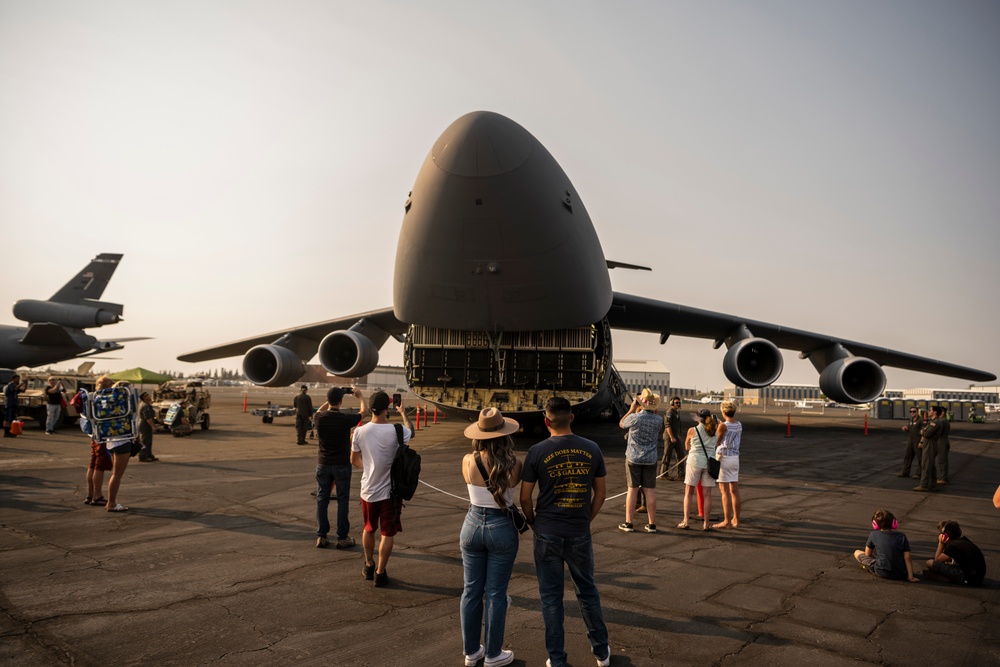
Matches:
[464,645,484,666]
[484,649,514,667]
[596,647,612,666]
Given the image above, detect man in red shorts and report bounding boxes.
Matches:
[85,439,113,506]
[350,391,413,588]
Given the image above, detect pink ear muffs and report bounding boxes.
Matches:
[872,518,899,530]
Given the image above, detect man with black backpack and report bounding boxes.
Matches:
[350,390,414,588]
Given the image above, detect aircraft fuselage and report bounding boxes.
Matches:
[0,326,95,368]
[393,112,620,419]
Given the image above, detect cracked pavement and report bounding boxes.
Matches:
[1,390,998,666]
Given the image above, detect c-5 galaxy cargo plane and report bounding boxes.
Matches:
[0,253,145,368]
[179,112,996,420]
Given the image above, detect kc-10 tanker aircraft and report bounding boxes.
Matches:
[180,112,996,420]
[0,253,147,369]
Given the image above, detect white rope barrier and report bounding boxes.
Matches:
[416,454,690,506]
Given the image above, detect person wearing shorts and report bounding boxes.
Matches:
[713,401,743,529]
[351,390,413,588]
[618,388,663,533]
[85,439,112,506]
[680,408,717,531]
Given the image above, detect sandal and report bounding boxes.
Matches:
[83,496,93,505]
[107,503,129,512]
[676,522,690,529]
[91,496,107,506]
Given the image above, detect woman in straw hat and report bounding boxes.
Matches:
[618,388,663,533]
[460,408,522,667]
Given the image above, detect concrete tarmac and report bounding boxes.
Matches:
[2,392,998,666]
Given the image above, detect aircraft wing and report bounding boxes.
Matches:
[177,307,407,363]
[18,323,79,348]
[608,292,996,382]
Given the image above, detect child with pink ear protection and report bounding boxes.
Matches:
[852,509,919,582]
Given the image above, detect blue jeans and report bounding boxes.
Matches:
[316,464,352,540]
[533,531,609,667]
[460,505,519,659]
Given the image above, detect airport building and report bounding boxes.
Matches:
[725,383,824,406]
[614,359,671,399]
[902,387,999,403]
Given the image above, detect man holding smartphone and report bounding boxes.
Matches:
[351,390,414,587]
[314,387,365,549]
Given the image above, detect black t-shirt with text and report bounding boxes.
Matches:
[522,434,607,538]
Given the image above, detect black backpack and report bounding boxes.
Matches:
[390,424,420,501]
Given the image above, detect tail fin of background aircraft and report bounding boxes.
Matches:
[50,253,123,303]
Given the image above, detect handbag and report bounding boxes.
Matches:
[695,426,721,480]
[473,454,529,534]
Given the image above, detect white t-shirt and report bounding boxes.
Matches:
[351,422,412,502]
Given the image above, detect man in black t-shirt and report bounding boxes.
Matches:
[314,387,365,549]
[521,397,611,667]
[924,520,985,586]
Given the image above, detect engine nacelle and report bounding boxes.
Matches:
[13,299,121,328]
[243,344,305,387]
[819,357,886,404]
[722,337,783,388]
[318,330,380,378]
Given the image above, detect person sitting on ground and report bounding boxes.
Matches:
[852,509,918,582]
[618,388,662,533]
[170,401,194,437]
[923,520,985,586]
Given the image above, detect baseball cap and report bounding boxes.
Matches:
[370,391,391,413]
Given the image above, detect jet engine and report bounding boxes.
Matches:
[722,337,783,388]
[318,330,380,378]
[12,299,122,329]
[243,344,305,387]
[818,357,886,404]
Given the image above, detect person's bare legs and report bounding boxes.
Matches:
[730,482,741,527]
[362,529,376,568]
[87,467,105,500]
[679,484,693,527]
[376,535,394,574]
[624,487,639,524]
[714,482,733,529]
[644,488,656,527]
[702,489,713,530]
[853,549,866,562]
[106,451,130,509]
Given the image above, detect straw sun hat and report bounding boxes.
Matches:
[636,388,661,411]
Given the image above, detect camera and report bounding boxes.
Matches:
[392,393,402,408]
[339,386,355,395]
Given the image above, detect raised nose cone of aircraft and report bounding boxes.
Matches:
[394,111,612,331]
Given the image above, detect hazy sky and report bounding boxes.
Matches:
[1,1,998,391]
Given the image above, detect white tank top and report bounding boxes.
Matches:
[466,456,514,508]
[467,483,513,508]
